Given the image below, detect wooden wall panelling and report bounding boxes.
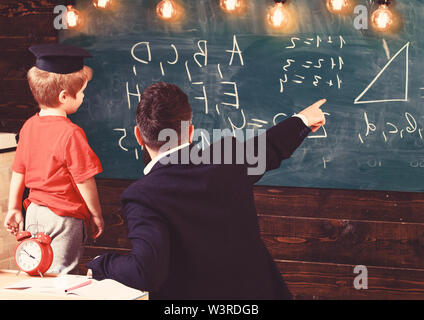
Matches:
[259,215,424,269]
[276,260,424,300]
[0,0,58,133]
[253,185,424,223]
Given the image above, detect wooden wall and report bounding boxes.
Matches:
[3,1,424,300]
[254,186,424,299]
[0,0,57,133]
[0,150,18,270]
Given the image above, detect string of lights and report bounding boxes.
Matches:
[64,0,399,33]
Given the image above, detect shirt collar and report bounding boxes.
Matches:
[143,142,190,175]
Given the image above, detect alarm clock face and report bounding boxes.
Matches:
[15,241,42,272]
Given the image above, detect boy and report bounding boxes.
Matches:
[87,82,326,299]
[4,44,104,274]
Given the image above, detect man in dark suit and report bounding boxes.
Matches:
[86,82,326,299]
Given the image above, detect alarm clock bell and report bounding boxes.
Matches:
[14,228,54,277]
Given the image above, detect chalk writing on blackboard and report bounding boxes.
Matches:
[410,160,424,168]
[115,34,418,170]
[285,35,346,49]
[113,128,128,152]
[131,42,151,64]
[247,119,268,129]
[280,36,345,93]
[125,82,141,110]
[354,42,410,105]
[115,33,348,160]
[357,112,423,144]
[127,35,248,141]
[382,39,391,60]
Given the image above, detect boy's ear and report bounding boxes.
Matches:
[134,126,145,147]
[58,90,67,104]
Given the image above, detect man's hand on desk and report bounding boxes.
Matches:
[86,255,100,277]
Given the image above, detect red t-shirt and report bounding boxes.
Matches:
[12,113,103,224]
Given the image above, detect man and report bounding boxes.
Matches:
[87,82,326,299]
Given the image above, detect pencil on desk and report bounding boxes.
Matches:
[65,280,92,292]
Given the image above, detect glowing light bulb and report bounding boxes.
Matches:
[267,2,290,29]
[326,0,353,14]
[371,4,394,31]
[220,0,246,14]
[66,5,80,28]
[156,0,179,21]
[93,0,113,9]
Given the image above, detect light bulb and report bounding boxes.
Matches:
[93,0,113,9]
[156,0,180,21]
[326,0,353,14]
[220,0,247,15]
[371,4,394,31]
[66,5,80,28]
[267,2,290,29]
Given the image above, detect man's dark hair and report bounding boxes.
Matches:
[136,82,192,151]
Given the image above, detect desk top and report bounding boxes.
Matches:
[0,270,148,300]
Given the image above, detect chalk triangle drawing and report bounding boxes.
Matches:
[354,42,409,104]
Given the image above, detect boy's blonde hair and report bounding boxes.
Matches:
[27,66,93,108]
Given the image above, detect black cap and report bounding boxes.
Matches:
[29,43,92,74]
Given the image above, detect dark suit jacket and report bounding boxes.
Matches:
[86,117,311,299]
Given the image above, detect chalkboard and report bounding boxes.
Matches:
[61,0,424,192]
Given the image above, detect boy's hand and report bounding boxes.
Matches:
[299,99,327,132]
[90,215,104,239]
[4,209,24,236]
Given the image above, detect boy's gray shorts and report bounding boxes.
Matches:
[25,202,86,274]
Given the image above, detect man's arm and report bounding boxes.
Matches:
[86,198,170,292]
[245,99,327,184]
[4,171,25,235]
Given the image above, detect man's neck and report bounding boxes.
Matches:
[143,142,191,175]
[145,142,190,161]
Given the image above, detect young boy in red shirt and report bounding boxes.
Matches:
[4,44,104,274]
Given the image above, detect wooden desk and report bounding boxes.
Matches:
[0,269,148,300]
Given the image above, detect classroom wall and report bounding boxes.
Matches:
[0,150,18,270]
[2,1,424,299]
[0,0,57,133]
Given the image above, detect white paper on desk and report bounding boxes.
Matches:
[3,275,89,295]
[68,279,146,300]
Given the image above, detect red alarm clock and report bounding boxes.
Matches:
[14,230,54,276]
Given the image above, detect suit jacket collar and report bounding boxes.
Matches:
[143,142,191,175]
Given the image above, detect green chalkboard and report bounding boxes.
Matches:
[61,0,424,192]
